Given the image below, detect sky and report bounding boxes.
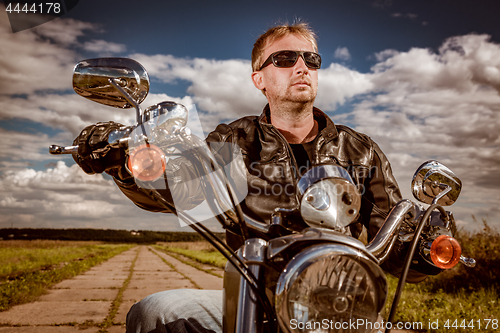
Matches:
[0,0,499,233]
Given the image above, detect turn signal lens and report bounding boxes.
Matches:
[430,235,462,269]
[127,144,166,181]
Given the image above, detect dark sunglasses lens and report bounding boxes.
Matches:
[304,52,321,69]
[273,51,298,67]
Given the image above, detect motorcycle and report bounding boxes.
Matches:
[50,58,476,333]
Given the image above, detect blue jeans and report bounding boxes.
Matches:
[126,289,223,333]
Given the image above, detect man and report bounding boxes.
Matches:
[74,22,418,333]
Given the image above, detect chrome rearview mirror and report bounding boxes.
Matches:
[411,160,462,206]
[73,58,150,109]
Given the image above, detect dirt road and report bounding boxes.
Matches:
[0,246,223,333]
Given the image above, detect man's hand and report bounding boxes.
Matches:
[73,121,128,175]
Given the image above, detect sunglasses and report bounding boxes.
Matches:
[259,50,322,71]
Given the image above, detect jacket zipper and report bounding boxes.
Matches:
[269,126,302,206]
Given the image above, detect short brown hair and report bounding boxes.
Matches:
[251,22,318,72]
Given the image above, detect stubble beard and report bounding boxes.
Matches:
[270,85,317,117]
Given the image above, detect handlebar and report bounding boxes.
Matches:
[49,145,79,155]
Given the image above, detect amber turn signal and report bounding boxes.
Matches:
[430,235,462,269]
[127,143,166,181]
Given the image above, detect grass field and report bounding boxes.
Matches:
[155,241,227,268]
[0,240,134,312]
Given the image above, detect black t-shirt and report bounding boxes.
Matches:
[290,140,315,177]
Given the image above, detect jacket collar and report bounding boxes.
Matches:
[257,104,339,140]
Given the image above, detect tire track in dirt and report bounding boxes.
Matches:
[0,245,222,333]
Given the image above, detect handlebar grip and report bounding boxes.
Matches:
[49,145,79,155]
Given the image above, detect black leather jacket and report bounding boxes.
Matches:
[114,105,402,251]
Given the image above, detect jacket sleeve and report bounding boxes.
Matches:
[359,141,428,283]
[358,140,402,240]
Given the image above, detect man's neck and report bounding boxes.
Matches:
[268,102,318,144]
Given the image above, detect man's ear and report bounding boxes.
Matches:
[251,71,265,91]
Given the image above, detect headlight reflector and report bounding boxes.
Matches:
[276,244,387,333]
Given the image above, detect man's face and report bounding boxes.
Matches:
[252,34,319,106]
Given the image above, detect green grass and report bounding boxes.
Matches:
[153,245,223,278]
[0,241,134,312]
[0,240,111,281]
[385,276,499,332]
[155,245,227,269]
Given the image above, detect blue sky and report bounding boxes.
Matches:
[1,0,499,232]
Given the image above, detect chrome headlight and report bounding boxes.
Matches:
[298,165,361,231]
[275,244,387,333]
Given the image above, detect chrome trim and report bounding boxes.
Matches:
[244,216,270,234]
[240,238,268,264]
[108,127,133,147]
[267,227,371,261]
[431,184,452,205]
[300,178,361,231]
[419,240,434,266]
[108,78,143,123]
[49,145,78,155]
[411,160,462,206]
[297,165,355,195]
[376,234,398,263]
[232,239,268,333]
[73,57,149,109]
[460,255,476,267]
[365,199,416,261]
[304,187,330,211]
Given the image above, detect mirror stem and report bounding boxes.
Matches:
[431,184,451,205]
[108,78,143,123]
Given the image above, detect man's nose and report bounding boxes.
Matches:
[294,55,309,74]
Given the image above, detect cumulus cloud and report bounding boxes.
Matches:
[0,161,117,224]
[373,49,399,62]
[83,39,126,54]
[371,35,500,94]
[0,128,64,169]
[32,18,98,45]
[345,34,500,229]
[0,92,195,136]
[316,63,374,110]
[0,17,80,94]
[0,93,135,136]
[334,47,351,61]
[129,53,268,121]
[0,16,122,95]
[0,161,191,230]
